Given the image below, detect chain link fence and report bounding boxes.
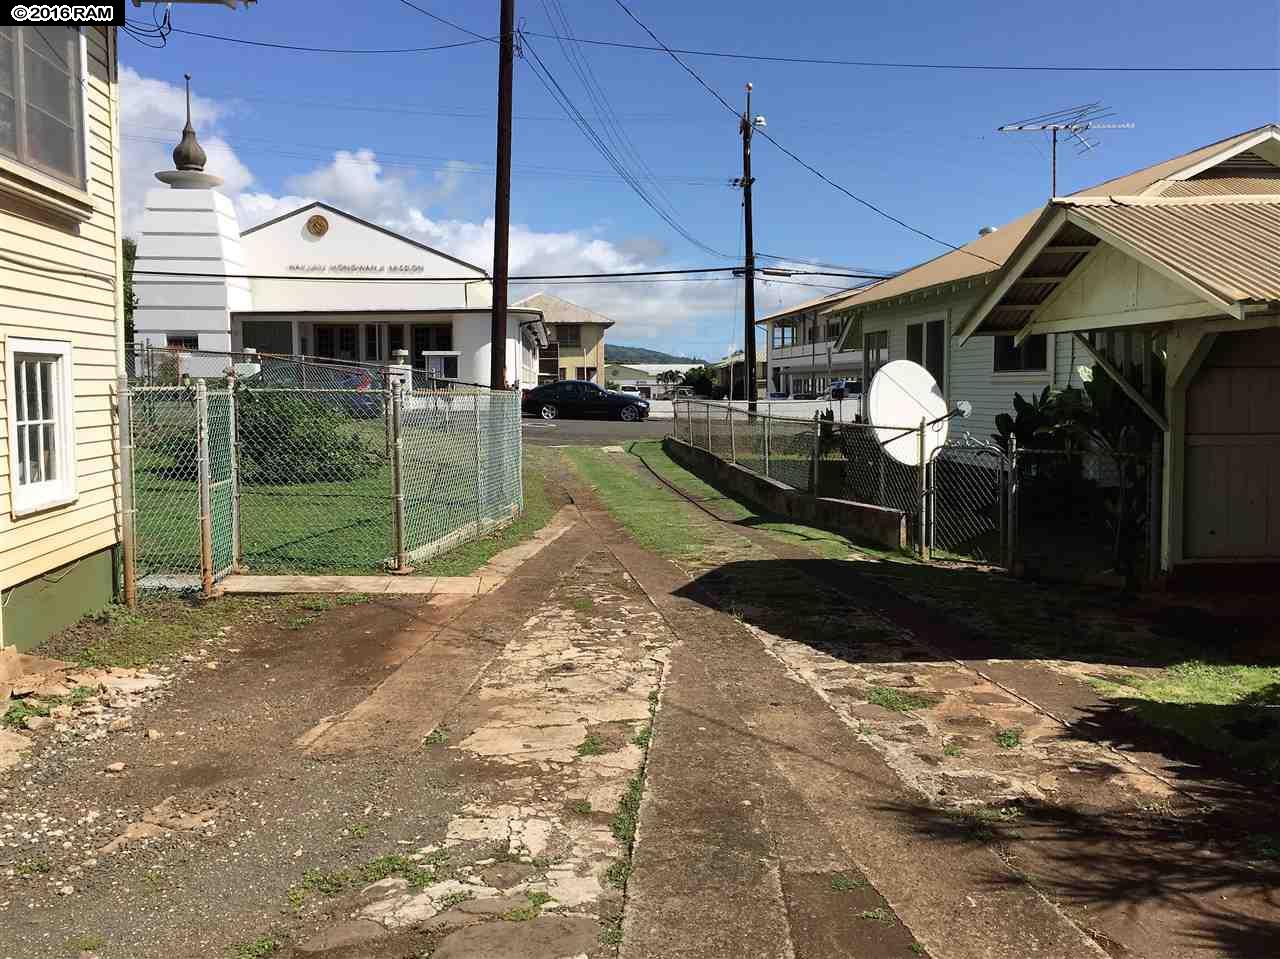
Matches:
[670,398,1162,583]
[119,368,523,595]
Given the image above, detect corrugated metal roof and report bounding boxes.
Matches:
[1062,197,1280,304]
[1160,176,1280,197]
[818,124,1280,317]
[756,287,866,324]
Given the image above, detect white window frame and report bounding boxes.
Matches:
[6,337,77,517]
[0,27,94,221]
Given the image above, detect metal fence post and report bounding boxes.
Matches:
[117,374,138,608]
[514,392,524,513]
[764,412,771,479]
[1007,436,1019,572]
[728,404,736,464]
[195,379,215,598]
[917,418,929,561]
[474,392,484,531]
[811,411,821,495]
[226,372,242,571]
[390,383,410,572]
[705,401,712,451]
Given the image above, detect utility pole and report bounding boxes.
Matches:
[736,83,763,411]
[490,0,516,390]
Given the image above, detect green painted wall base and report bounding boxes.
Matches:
[1,547,116,652]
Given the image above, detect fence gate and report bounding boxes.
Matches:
[929,440,1009,565]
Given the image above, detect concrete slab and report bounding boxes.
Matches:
[219,574,497,596]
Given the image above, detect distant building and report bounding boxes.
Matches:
[515,293,614,385]
[756,289,865,398]
[134,114,544,387]
[603,362,701,397]
[711,351,767,399]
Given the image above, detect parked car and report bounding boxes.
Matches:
[830,378,863,401]
[768,391,790,400]
[522,380,650,422]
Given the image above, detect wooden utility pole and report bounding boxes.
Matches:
[739,83,759,411]
[490,0,516,389]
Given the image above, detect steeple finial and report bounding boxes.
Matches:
[172,73,208,173]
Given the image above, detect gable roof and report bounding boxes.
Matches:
[241,201,488,276]
[512,291,615,328]
[959,194,1280,340]
[821,124,1280,321]
[756,287,868,324]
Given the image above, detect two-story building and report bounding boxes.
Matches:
[756,289,867,397]
[516,292,613,385]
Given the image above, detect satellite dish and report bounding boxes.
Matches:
[867,360,949,466]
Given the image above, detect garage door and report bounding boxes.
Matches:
[1184,328,1280,559]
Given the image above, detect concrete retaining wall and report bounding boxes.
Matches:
[662,438,907,551]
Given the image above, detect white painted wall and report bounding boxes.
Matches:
[133,187,251,347]
[241,206,489,312]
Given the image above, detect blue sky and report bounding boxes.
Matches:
[119,0,1280,356]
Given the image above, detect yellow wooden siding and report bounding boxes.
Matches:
[0,25,121,594]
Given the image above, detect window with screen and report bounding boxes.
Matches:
[864,330,889,382]
[166,335,198,351]
[906,320,946,390]
[0,27,84,188]
[6,338,75,516]
[993,334,1048,373]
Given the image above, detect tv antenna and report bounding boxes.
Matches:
[997,102,1134,197]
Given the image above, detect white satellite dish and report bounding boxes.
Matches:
[867,360,950,466]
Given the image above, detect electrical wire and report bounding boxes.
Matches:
[392,0,493,43]
[519,31,733,260]
[128,266,886,282]
[522,30,1280,73]
[167,25,488,55]
[606,0,1002,268]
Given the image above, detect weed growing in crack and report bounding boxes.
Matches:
[830,873,867,892]
[857,907,895,924]
[66,935,104,952]
[911,943,926,955]
[2,700,50,729]
[942,741,962,758]
[349,823,369,839]
[571,597,595,612]
[571,800,593,815]
[576,733,607,756]
[423,728,450,746]
[503,889,554,921]
[438,890,473,909]
[600,918,624,946]
[15,856,52,876]
[231,936,279,958]
[867,686,936,712]
[358,854,434,887]
[611,774,644,853]
[994,727,1023,749]
[631,725,651,748]
[604,860,631,888]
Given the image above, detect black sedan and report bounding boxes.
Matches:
[522,380,650,421]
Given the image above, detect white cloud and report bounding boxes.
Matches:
[118,69,822,349]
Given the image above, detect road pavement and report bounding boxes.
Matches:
[521,415,670,446]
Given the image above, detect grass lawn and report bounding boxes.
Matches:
[131,419,536,577]
[1089,661,1280,778]
[624,440,912,563]
[413,445,562,577]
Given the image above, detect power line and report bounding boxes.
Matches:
[129,266,885,282]
[519,31,732,259]
[522,29,1280,73]
[392,0,493,43]
[167,25,488,55]
[605,0,1002,268]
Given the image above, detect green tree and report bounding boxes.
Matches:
[122,236,138,341]
[680,366,714,398]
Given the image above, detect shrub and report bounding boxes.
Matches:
[236,391,375,484]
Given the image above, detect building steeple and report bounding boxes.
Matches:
[155,74,223,190]
[172,74,208,172]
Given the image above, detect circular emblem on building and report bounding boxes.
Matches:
[305,214,329,238]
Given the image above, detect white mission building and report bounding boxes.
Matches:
[132,90,544,386]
